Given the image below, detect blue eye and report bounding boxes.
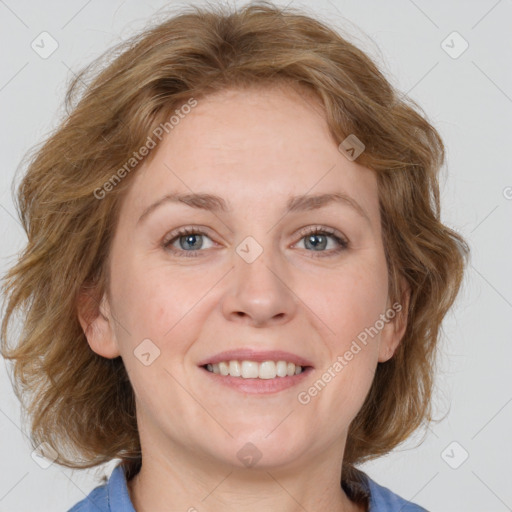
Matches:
[295,226,349,257]
[162,226,349,258]
[303,233,337,250]
[163,227,214,257]
[177,233,205,251]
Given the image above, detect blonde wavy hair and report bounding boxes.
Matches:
[1,0,469,498]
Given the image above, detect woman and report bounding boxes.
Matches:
[0,2,469,511]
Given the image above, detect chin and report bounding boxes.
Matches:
[208,430,309,470]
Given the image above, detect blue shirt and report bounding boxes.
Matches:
[68,463,428,511]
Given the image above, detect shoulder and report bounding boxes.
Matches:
[362,472,429,512]
[67,464,136,512]
[67,482,109,512]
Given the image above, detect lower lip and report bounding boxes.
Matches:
[200,366,313,394]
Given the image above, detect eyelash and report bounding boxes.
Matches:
[162,225,349,259]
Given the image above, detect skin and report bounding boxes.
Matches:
[79,83,409,512]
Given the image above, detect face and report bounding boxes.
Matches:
[80,84,407,471]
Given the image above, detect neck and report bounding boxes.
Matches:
[126,433,365,512]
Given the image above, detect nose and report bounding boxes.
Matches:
[221,242,298,327]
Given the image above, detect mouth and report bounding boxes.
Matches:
[197,349,314,394]
[201,360,311,378]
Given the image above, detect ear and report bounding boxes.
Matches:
[378,279,411,363]
[77,285,120,359]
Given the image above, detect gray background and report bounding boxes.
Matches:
[0,0,511,510]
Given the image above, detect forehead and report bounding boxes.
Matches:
[121,84,379,226]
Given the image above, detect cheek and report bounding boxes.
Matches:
[303,256,389,348]
[109,266,200,405]
[301,266,386,414]
[109,255,197,347]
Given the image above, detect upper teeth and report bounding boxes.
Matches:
[206,360,304,379]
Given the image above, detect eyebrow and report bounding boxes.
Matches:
[137,191,371,225]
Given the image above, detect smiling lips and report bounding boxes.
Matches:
[206,359,304,379]
[198,348,314,393]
